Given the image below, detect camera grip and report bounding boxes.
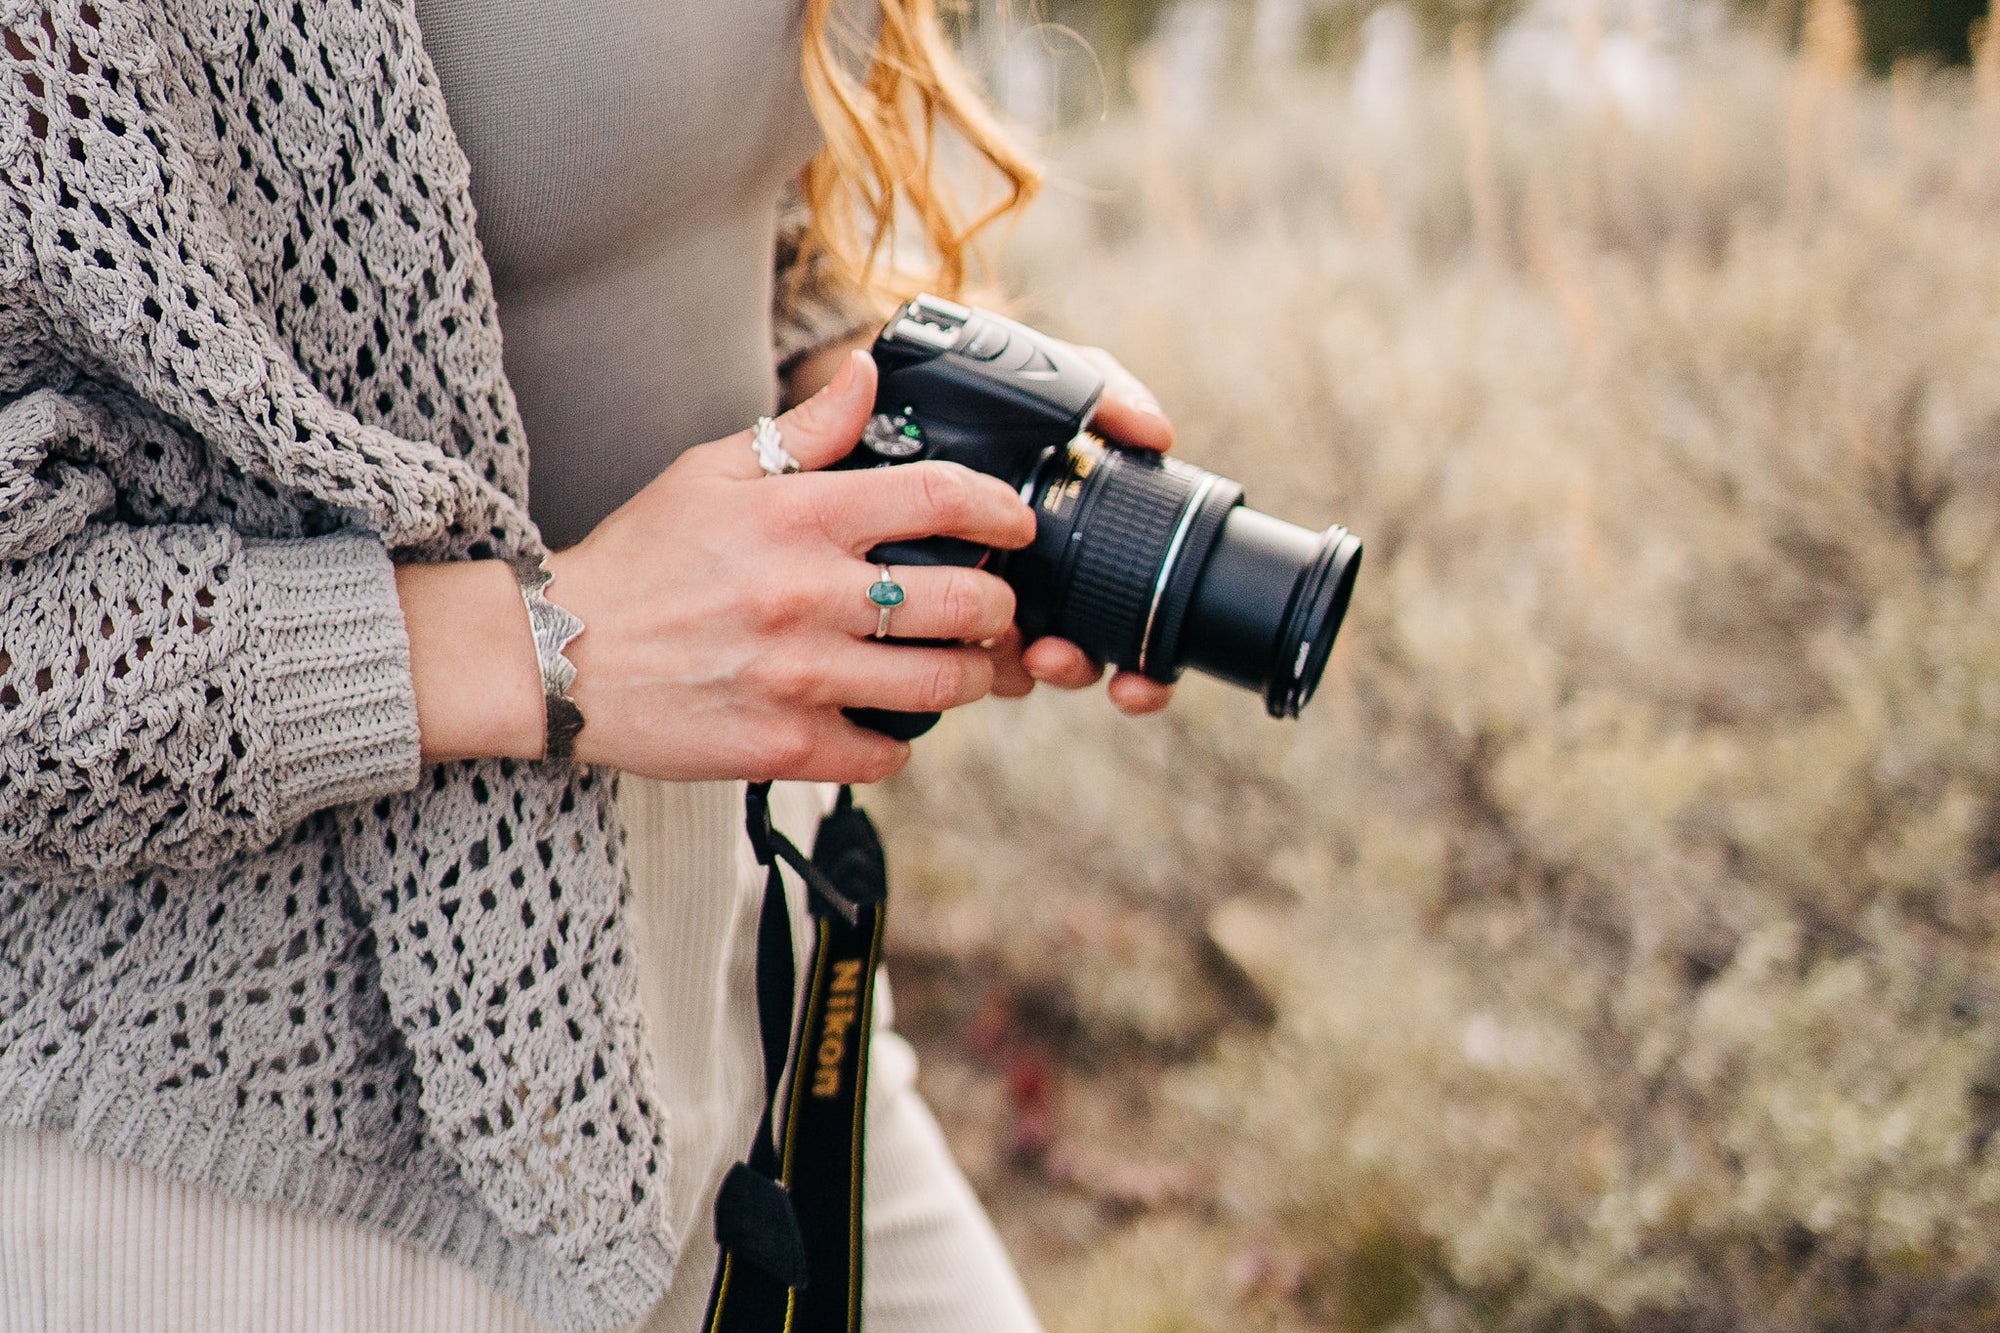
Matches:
[841,536,988,743]
[843,703,942,742]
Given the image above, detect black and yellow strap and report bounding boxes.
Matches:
[704,783,887,1333]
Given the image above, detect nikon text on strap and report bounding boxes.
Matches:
[704,783,887,1333]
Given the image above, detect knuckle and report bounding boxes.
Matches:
[938,573,983,634]
[914,655,966,712]
[795,483,848,541]
[915,651,987,711]
[761,483,823,539]
[749,576,812,634]
[751,652,819,705]
[915,463,972,529]
[745,494,793,553]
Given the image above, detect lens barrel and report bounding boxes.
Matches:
[1016,441,1362,718]
[1184,507,1362,717]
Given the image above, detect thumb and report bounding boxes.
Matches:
[1079,347,1175,455]
[773,349,878,471]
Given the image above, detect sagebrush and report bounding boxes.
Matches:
[879,10,2000,1330]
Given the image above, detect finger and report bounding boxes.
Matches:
[796,460,1036,554]
[841,561,1016,644]
[1020,635,1105,690]
[987,625,1037,699]
[1107,669,1175,715]
[825,642,999,714]
[777,349,881,469]
[749,713,912,785]
[711,349,879,480]
[1079,346,1175,455]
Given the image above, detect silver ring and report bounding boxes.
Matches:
[867,565,906,639]
[751,416,800,476]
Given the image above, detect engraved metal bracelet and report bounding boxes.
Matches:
[511,555,586,762]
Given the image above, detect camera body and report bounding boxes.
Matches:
[843,295,1103,571]
[840,296,1362,740]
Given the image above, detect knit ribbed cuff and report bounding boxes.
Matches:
[239,532,422,826]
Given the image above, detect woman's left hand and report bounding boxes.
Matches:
[785,335,1179,716]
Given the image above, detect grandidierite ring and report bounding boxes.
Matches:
[867,566,906,639]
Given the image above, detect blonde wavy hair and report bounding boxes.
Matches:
[798,0,1042,305]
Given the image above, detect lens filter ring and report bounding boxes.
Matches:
[1265,525,1363,718]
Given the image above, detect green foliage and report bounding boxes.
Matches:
[1335,1223,1431,1328]
[882,21,2000,1333]
[1849,0,1988,68]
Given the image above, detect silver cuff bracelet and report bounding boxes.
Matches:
[511,555,586,762]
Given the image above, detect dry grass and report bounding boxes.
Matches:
[877,9,2000,1329]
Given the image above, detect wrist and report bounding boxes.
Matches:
[395,560,546,763]
[538,547,600,763]
[512,553,587,761]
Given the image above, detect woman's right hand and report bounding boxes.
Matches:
[498,349,1033,784]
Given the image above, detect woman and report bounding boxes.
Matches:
[0,0,1178,1328]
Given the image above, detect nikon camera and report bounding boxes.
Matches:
[841,295,1362,741]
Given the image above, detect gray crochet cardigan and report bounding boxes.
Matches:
[0,2,874,1328]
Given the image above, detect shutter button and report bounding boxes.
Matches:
[964,325,1010,360]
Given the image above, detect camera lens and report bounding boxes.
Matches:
[1014,441,1362,717]
[1182,507,1362,717]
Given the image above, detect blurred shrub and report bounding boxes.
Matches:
[884,5,2000,1329]
[1845,0,1989,68]
[953,0,1992,129]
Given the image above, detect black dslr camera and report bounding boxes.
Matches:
[841,295,1362,740]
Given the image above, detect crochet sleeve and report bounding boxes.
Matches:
[0,9,435,880]
[0,382,422,882]
[771,186,888,376]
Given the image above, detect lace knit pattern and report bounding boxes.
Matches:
[0,3,871,1327]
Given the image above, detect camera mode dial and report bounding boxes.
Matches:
[862,408,926,459]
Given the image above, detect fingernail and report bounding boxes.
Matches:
[827,349,862,400]
[1130,392,1166,419]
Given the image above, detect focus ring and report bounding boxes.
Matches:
[1056,454,1200,668]
[1143,472,1242,677]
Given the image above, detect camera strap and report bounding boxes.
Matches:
[703,782,887,1333]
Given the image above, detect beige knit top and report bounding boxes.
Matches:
[410,0,852,1321]
[412,0,834,549]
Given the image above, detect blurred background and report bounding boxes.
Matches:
[872,1,2000,1328]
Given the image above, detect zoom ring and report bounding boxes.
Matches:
[1058,456,1200,667]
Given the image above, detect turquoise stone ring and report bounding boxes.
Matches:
[868,566,906,638]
